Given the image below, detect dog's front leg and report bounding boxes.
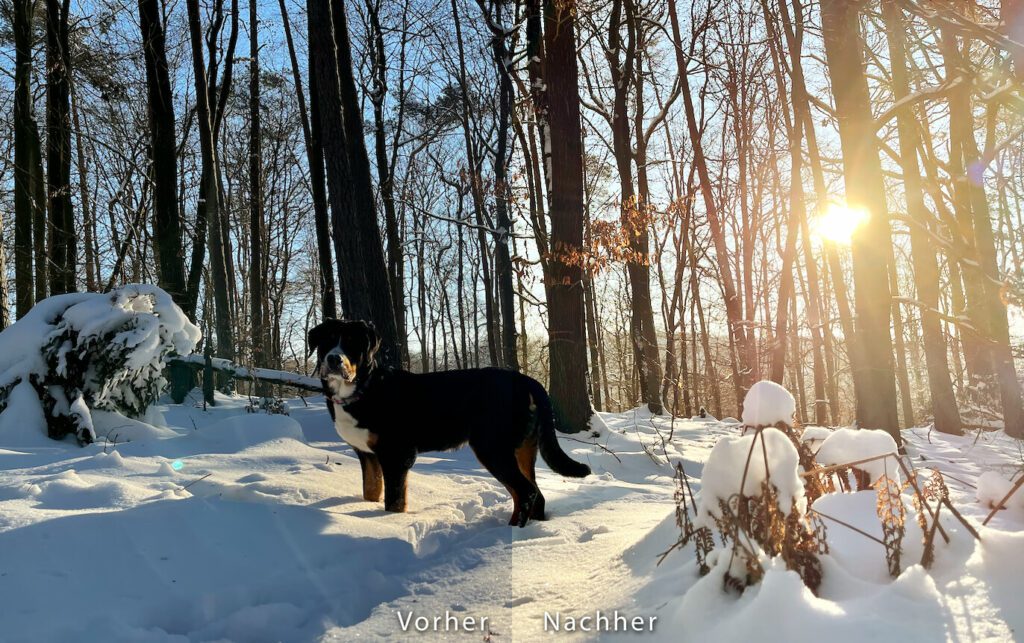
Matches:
[380,455,413,512]
[357,451,383,502]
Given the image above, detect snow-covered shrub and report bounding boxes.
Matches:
[816,427,899,489]
[692,428,827,592]
[0,285,201,444]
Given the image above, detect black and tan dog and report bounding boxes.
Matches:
[308,319,591,527]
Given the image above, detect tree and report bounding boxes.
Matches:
[279,0,336,320]
[13,0,43,317]
[881,0,961,435]
[668,0,751,405]
[45,0,76,295]
[604,0,663,413]
[185,0,235,362]
[541,0,592,432]
[820,0,900,440]
[138,0,187,311]
[309,0,400,367]
[249,0,268,372]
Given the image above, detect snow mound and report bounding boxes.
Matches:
[696,428,806,527]
[815,428,899,484]
[742,380,796,427]
[0,285,200,444]
[976,472,1024,511]
[800,426,832,454]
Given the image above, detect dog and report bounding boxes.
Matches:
[308,319,591,526]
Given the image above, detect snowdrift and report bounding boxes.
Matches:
[0,285,200,444]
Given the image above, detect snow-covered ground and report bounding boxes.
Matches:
[1,393,1022,642]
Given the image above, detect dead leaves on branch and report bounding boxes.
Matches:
[668,424,982,596]
[545,196,665,275]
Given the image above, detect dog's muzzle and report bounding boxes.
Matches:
[321,353,357,383]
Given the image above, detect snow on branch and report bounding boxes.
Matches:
[0,285,201,444]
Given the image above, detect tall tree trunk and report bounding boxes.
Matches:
[540,0,592,431]
[365,0,407,362]
[668,0,750,405]
[186,0,234,363]
[70,85,96,292]
[280,0,336,320]
[13,0,39,316]
[606,0,662,413]
[883,1,962,435]
[941,28,1024,437]
[310,0,400,367]
[820,0,901,439]
[249,0,267,373]
[32,119,48,304]
[46,0,76,295]
[479,0,522,371]
[139,0,187,309]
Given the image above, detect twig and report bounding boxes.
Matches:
[981,474,1024,526]
[808,508,887,546]
[896,458,949,544]
[801,452,899,479]
[561,435,621,463]
[180,473,212,492]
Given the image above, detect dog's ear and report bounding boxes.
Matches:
[307,319,339,357]
[362,321,382,363]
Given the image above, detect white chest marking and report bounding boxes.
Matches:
[332,402,374,454]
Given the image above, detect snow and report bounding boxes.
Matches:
[800,425,833,454]
[976,471,1024,511]
[741,380,796,427]
[0,387,1022,641]
[815,427,900,484]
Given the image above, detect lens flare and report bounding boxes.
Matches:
[813,201,870,245]
[171,460,184,471]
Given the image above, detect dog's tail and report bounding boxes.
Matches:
[527,378,591,478]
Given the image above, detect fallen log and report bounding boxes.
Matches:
[167,354,323,404]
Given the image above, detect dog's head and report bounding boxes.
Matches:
[307,319,381,400]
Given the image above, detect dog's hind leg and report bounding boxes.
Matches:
[515,438,546,521]
[357,451,383,502]
[515,437,539,484]
[472,446,544,527]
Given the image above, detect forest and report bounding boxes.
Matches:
[1,0,1023,442]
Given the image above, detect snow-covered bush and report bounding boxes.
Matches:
[692,427,826,591]
[816,427,900,489]
[0,285,201,444]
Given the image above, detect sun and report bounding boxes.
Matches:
[813,201,870,245]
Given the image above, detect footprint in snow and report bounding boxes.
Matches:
[579,525,611,542]
[236,473,270,483]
